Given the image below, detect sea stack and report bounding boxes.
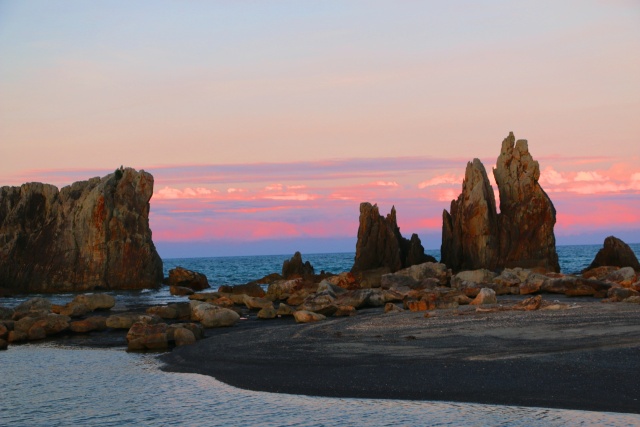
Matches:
[442,132,560,272]
[352,202,435,273]
[0,167,163,293]
[587,236,640,271]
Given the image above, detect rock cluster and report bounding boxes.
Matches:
[442,132,560,272]
[587,236,640,271]
[352,202,435,274]
[0,168,163,293]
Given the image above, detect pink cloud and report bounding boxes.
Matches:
[417,173,462,189]
[370,181,399,187]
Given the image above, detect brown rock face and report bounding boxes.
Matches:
[352,203,435,273]
[0,168,163,293]
[441,133,560,273]
[587,236,640,271]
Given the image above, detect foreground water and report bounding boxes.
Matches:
[2,244,640,425]
[2,344,639,427]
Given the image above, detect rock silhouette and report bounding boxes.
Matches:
[352,202,435,273]
[0,167,163,293]
[442,132,560,272]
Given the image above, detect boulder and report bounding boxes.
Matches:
[0,168,163,293]
[14,313,70,340]
[147,305,178,319]
[442,133,560,273]
[607,287,639,302]
[218,283,265,298]
[404,299,431,312]
[623,296,640,304]
[188,292,220,301]
[266,278,303,300]
[604,267,637,287]
[70,316,107,333]
[58,302,91,318]
[167,323,204,341]
[0,338,7,350]
[276,303,296,316]
[127,321,169,351]
[170,285,194,296]
[167,267,210,291]
[244,296,274,310]
[281,252,314,279]
[384,303,404,313]
[257,306,277,319]
[172,327,196,346]
[519,273,548,295]
[106,313,142,329]
[470,288,497,305]
[326,272,359,290]
[72,293,116,311]
[13,297,52,317]
[333,305,356,317]
[351,203,435,273]
[541,277,611,298]
[191,303,240,328]
[293,310,326,323]
[587,236,640,271]
[335,289,375,309]
[513,295,544,311]
[582,266,620,280]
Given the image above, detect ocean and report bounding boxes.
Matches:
[1,244,640,426]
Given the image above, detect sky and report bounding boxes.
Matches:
[1,1,639,258]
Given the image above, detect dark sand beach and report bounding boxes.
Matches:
[161,296,640,414]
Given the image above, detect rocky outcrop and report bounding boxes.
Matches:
[282,252,314,279]
[0,168,163,293]
[586,236,640,271]
[352,202,435,273]
[441,133,560,273]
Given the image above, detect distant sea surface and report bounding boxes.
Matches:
[2,244,640,426]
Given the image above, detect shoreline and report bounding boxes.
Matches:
[160,296,640,414]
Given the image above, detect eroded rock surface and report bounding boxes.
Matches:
[352,202,435,273]
[0,168,163,293]
[441,133,560,272]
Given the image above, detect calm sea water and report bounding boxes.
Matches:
[1,344,639,427]
[2,244,640,426]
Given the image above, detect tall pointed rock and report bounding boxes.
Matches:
[441,159,499,271]
[493,133,560,272]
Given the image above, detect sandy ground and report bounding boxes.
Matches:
[160,296,640,414]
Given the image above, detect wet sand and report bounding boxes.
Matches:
[161,296,640,414]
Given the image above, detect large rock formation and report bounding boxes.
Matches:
[442,132,560,272]
[442,159,499,271]
[587,236,640,271]
[352,202,435,273]
[0,167,163,293]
